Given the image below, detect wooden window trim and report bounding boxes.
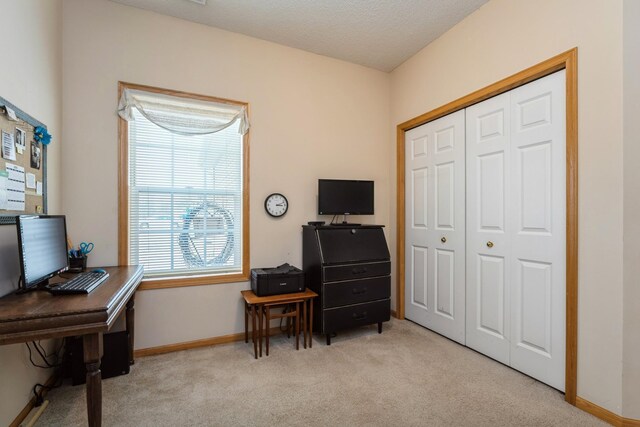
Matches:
[394,48,578,405]
[118,81,250,291]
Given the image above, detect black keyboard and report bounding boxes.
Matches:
[47,271,110,295]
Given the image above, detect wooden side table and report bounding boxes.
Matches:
[263,299,302,356]
[243,297,260,359]
[241,289,318,358]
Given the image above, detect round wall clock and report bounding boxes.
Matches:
[264,193,288,217]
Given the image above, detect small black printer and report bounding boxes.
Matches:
[251,263,305,296]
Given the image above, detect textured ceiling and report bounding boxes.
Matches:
[109,0,488,72]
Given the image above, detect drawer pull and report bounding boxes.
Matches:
[352,312,367,320]
[352,288,367,295]
[352,267,368,275]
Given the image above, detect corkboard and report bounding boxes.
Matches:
[0,95,48,225]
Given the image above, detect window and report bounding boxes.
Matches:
[118,83,249,289]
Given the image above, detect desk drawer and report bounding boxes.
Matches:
[323,261,390,282]
[323,277,390,308]
[323,299,390,333]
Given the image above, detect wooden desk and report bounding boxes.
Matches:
[241,289,318,358]
[0,265,144,427]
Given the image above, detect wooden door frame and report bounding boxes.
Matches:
[395,48,578,404]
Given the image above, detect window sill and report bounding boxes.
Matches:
[138,272,249,291]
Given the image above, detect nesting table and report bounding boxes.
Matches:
[241,289,318,358]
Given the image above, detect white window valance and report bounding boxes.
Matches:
[117,88,249,136]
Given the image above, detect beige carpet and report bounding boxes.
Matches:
[36,319,605,426]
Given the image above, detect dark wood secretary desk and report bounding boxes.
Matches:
[0,265,144,427]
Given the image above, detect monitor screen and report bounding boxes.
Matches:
[16,215,69,289]
[318,179,374,215]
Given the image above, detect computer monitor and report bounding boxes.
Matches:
[16,215,69,289]
[318,179,374,215]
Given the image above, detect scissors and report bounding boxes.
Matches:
[79,242,94,255]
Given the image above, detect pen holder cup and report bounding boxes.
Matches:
[69,255,87,273]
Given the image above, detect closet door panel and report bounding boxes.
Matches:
[478,152,505,231]
[407,125,431,323]
[515,259,552,353]
[411,245,429,308]
[477,254,506,337]
[435,162,455,229]
[405,110,466,344]
[509,70,566,391]
[435,248,455,317]
[465,92,511,365]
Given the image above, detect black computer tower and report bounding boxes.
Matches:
[66,331,130,385]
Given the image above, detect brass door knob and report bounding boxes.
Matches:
[486,241,494,248]
[441,237,447,243]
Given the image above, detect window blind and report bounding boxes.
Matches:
[128,108,243,279]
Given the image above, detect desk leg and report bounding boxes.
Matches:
[258,305,263,357]
[251,305,257,359]
[309,299,313,349]
[83,333,103,427]
[295,302,300,350]
[244,302,249,344]
[303,299,307,349]
[286,313,291,339]
[265,306,270,356]
[126,295,135,365]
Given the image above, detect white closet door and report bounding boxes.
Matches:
[405,110,466,344]
[465,92,512,365]
[466,70,566,390]
[509,70,566,390]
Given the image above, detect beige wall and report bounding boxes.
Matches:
[390,0,624,415]
[61,0,390,349]
[622,0,640,419]
[0,0,63,425]
[3,0,635,422]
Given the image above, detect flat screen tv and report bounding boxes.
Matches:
[318,179,374,215]
[16,215,69,289]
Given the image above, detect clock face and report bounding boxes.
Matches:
[265,193,288,217]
